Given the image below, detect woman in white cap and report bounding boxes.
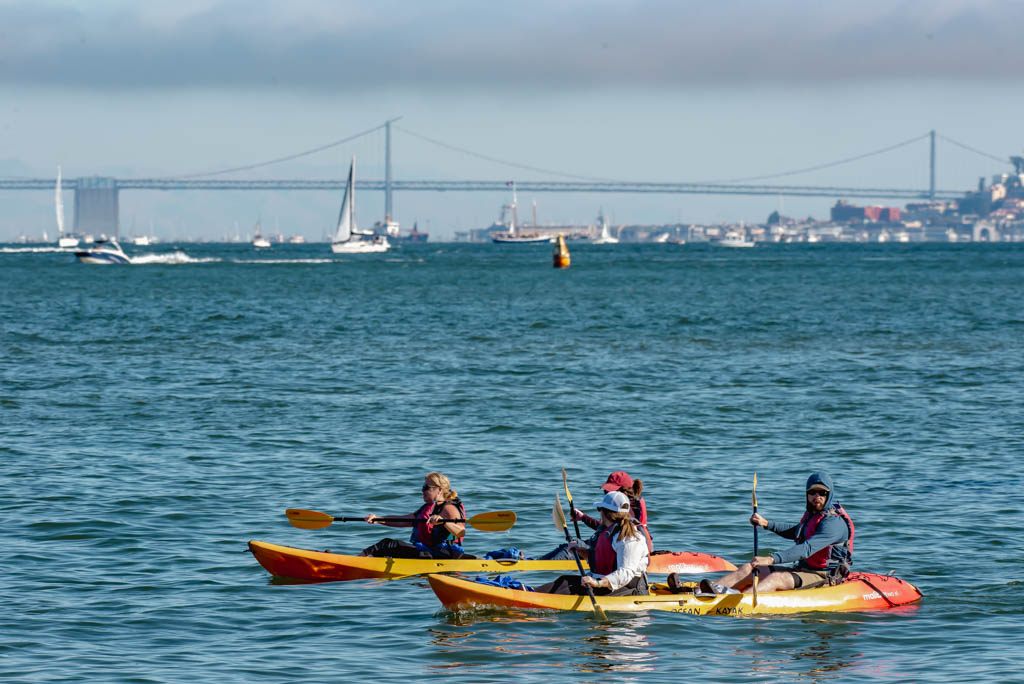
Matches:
[537,469,652,561]
[537,490,650,596]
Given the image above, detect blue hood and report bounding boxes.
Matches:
[806,472,835,510]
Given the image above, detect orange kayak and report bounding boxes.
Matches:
[248,540,735,582]
[427,571,923,615]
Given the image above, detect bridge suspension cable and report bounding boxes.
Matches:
[165,122,387,179]
[395,124,617,182]
[701,132,933,184]
[937,134,1008,165]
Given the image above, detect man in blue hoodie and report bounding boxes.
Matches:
[675,472,854,595]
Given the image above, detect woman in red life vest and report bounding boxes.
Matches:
[360,472,474,559]
[537,491,650,596]
[538,470,653,561]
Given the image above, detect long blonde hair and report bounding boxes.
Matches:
[425,471,459,501]
[605,509,640,542]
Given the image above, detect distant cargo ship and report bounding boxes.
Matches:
[391,222,429,243]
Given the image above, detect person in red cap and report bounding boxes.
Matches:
[581,471,648,527]
[537,470,652,561]
[536,490,650,596]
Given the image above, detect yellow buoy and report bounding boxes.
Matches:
[553,234,571,269]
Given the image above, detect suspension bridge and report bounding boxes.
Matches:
[0,122,1007,234]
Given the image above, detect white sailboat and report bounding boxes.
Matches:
[331,157,389,254]
[55,167,79,249]
[252,219,271,249]
[591,209,619,244]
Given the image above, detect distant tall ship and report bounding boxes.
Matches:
[491,182,552,244]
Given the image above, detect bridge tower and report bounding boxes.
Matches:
[384,117,400,224]
[74,177,119,237]
[929,130,936,199]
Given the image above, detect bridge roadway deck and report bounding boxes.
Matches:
[0,178,961,200]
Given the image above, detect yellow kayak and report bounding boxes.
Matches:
[427,572,922,615]
[248,540,735,582]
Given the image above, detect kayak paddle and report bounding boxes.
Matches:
[286,508,517,532]
[752,472,759,608]
[553,492,608,621]
[562,468,585,542]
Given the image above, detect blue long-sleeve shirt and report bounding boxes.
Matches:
[766,515,849,567]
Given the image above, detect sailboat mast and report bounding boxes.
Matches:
[349,156,356,232]
[510,181,518,235]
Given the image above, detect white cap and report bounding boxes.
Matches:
[595,490,630,514]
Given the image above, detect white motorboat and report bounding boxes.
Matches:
[55,167,79,249]
[75,238,131,264]
[331,157,390,254]
[716,232,755,248]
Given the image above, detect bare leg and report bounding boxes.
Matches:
[716,562,755,589]
[746,569,796,593]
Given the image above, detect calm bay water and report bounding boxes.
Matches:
[2,242,1022,682]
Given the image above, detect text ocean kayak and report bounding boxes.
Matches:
[248,540,735,582]
[427,572,922,615]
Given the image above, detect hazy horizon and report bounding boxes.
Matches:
[2,0,1022,241]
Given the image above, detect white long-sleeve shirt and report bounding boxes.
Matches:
[590,530,650,591]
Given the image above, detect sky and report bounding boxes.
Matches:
[1,0,1023,241]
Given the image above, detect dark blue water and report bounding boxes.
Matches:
[2,242,1022,682]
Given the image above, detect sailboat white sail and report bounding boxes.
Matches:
[331,157,389,254]
[591,209,619,244]
[55,167,79,249]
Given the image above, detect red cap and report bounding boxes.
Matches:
[602,470,634,492]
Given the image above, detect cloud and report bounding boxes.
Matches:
[0,0,1021,91]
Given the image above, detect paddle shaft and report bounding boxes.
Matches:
[359,516,467,524]
[752,474,759,607]
[558,481,607,620]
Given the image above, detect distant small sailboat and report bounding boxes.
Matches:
[331,157,389,254]
[591,209,619,244]
[55,167,79,249]
[252,220,271,249]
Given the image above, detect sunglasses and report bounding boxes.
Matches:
[807,489,829,497]
[422,485,439,492]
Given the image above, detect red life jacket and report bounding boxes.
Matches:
[588,525,619,575]
[410,498,467,548]
[797,503,855,570]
